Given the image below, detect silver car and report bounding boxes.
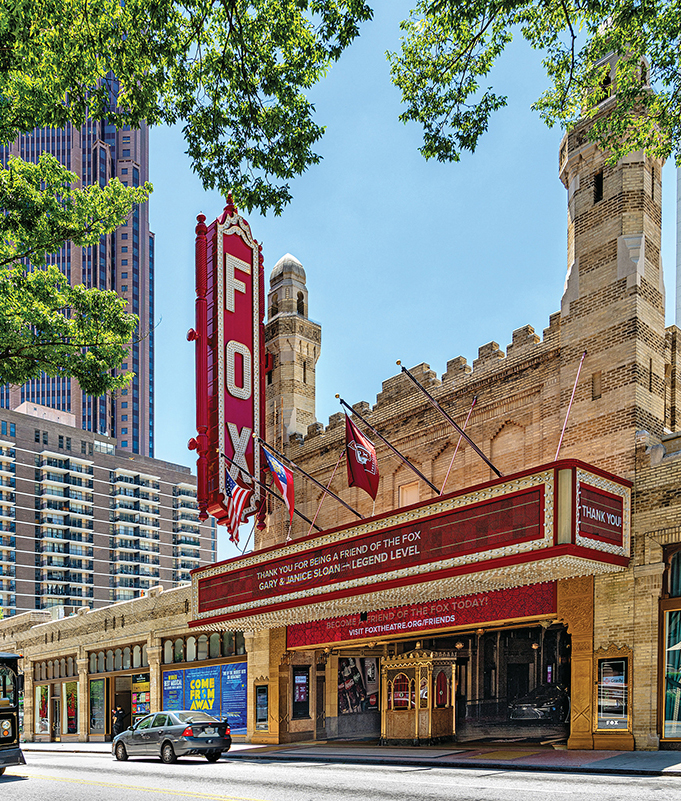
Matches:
[112,710,232,763]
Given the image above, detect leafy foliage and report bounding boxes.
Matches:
[0,0,372,216]
[0,154,149,394]
[0,265,138,395]
[388,0,681,165]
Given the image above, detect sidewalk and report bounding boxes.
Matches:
[20,739,681,777]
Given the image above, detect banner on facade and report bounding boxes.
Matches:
[162,663,248,730]
[221,662,248,734]
[288,583,557,648]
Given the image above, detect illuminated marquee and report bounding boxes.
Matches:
[189,199,265,526]
[190,459,631,631]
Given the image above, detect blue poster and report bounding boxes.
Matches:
[163,670,184,711]
[221,662,248,735]
[184,665,221,714]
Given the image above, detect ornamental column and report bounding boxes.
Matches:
[22,659,35,742]
[147,643,162,714]
[77,653,90,742]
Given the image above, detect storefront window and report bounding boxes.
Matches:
[36,685,49,734]
[63,681,78,735]
[670,553,681,598]
[292,667,310,719]
[89,679,106,734]
[664,609,681,739]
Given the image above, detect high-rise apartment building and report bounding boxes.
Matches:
[0,404,214,618]
[0,97,155,456]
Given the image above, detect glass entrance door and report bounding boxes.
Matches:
[50,697,61,742]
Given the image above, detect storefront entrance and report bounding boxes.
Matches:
[50,697,60,742]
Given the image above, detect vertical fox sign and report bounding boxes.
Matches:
[189,197,265,533]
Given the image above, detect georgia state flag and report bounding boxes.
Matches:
[263,448,295,522]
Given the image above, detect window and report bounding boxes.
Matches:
[121,389,128,395]
[121,441,128,448]
[121,402,128,408]
[121,260,128,266]
[121,168,128,175]
[43,431,48,445]
[292,667,310,719]
[399,482,419,507]
[297,291,305,315]
[592,372,602,400]
[121,247,128,253]
[35,429,40,443]
[122,234,128,240]
[121,415,128,422]
[122,363,128,369]
[66,437,71,451]
[594,170,604,203]
[121,428,128,435]
[122,149,130,157]
[59,435,64,449]
[81,441,87,455]
[392,673,411,709]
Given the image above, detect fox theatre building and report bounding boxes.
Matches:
[191,460,631,749]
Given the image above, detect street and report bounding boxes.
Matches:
[2,752,681,801]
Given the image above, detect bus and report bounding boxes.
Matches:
[0,652,25,776]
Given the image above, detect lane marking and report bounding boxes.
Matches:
[5,772,270,801]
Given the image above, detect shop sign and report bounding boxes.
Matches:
[288,583,556,647]
[198,487,543,614]
[190,203,265,525]
[579,485,623,545]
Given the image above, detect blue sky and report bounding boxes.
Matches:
[148,5,678,560]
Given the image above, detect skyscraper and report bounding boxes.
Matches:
[0,101,155,457]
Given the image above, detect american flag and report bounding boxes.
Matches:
[224,472,252,543]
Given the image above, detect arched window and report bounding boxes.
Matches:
[133,646,142,668]
[54,661,60,679]
[392,673,410,709]
[67,657,74,677]
[60,658,67,677]
[123,647,131,669]
[163,641,173,664]
[435,671,449,708]
[34,664,41,682]
[142,644,148,667]
[297,292,305,315]
[90,654,97,674]
[222,632,234,657]
[197,635,208,661]
[47,661,53,680]
[186,637,197,662]
[114,649,123,671]
[174,638,185,663]
[209,633,221,659]
[270,295,279,317]
[41,663,47,681]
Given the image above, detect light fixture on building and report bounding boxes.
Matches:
[532,642,540,650]
[476,628,485,636]
[455,641,465,650]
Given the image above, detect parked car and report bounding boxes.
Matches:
[508,684,570,723]
[113,710,231,763]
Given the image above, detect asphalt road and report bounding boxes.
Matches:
[3,752,681,801]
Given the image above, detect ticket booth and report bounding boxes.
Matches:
[380,646,456,745]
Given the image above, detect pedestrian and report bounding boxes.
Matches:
[112,705,127,736]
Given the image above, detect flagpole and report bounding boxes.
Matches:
[440,395,477,495]
[219,450,323,532]
[307,448,345,537]
[253,435,364,520]
[336,396,439,494]
[555,350,587,461]
[396,362,503,478]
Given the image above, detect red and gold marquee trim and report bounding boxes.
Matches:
[190,459,630,631]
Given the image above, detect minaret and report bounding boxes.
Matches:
[558,53,667,474]
[265,254,321,445]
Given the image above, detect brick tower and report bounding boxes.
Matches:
[557,55,667,477]
[265,254,321,446]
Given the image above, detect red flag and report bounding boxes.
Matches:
[224,472,253,543]
[345,414,379,500]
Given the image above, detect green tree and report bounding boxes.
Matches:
[388,0,681,166]
[1,0,372,216]
[0,154,149,395]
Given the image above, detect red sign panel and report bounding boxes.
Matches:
[197,487,542,613]
[190,201,265,528]
[579,484,623,545]
[287,583,557,648]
